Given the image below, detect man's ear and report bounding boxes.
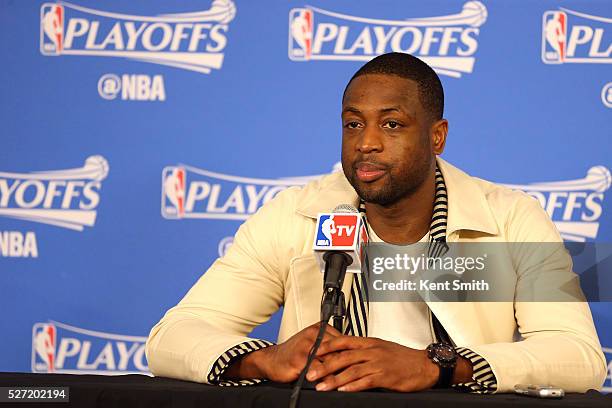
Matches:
[431,119,448,155]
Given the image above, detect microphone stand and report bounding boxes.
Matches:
[331,289,346,331]
[320,251,350,331]
[289,253,350,408]
[320,286,346,331]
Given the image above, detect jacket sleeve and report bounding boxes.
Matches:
[145,188,297,383]
[452,347,497,393]
[468,195,607,393]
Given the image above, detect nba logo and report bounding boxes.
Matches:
[40,4,64,55]
[314,214,359,248]
[542,11,567,64]
[32,323,56,372]
[162,167,186,218]
[316,214,334,246]
[288,8,313,61]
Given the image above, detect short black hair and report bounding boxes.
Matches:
[343,52,444,121]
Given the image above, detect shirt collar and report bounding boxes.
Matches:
[295,157,499,237]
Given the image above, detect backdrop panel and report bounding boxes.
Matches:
[0,0,610,390]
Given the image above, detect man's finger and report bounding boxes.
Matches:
[316,335,370,356]
[322,323,342,337]
[315,362,373,391]
[305,322,341,340]
[293,323,342,367]
[337,373,381,392]
[307,350,367,381]
[306,358,325,379]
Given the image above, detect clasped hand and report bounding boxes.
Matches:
[226,322,441,392]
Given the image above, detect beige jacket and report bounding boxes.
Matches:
[146,158,607,393]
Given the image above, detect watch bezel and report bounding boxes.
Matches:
[426,342,458,368]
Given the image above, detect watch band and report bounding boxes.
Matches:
[426,343,457,388]
[436,365,454,388]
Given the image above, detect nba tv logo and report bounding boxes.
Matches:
[542,8,611,64]
[314,214,360,248]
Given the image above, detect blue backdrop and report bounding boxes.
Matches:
[1,0,610,389]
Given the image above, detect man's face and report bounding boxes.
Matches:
[341,74,436,206]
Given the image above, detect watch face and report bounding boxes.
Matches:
[437,346,455,359]
[432,344,457,367]
[427,343,457,367]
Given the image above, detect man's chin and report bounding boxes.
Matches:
[353,185,395,206]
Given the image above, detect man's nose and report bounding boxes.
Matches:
[357,125,383,153]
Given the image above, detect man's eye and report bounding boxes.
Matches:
[383,121,401,129]
[345,121,361,129]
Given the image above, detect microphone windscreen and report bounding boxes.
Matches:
[333,204,358,213]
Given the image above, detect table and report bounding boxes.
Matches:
[0,372,609,407]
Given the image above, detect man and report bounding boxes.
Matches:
[146,53,606,393]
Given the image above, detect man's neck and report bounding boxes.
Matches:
[364,170,436,245]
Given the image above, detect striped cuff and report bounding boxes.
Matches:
[452,347,498,394]
[207,339,275,386]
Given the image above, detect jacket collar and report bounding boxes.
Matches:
[295,157,498,237]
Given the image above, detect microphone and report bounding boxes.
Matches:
[313,204,368,276]
[313,204,368,324]
[290,204,368,408]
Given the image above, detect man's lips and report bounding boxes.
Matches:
[355,162,387,182]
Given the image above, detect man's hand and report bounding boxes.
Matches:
[307,336,472,392]
[223,322,341,382]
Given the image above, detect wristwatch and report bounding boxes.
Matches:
[426,342,458,388]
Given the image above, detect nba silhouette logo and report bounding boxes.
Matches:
[40,4,64,55]
[32,323,56,372]
[542,11,567,64]
[162,167,186,218]
[288,8,313,61]
[314,214,359,248]
[316,214,334,246]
